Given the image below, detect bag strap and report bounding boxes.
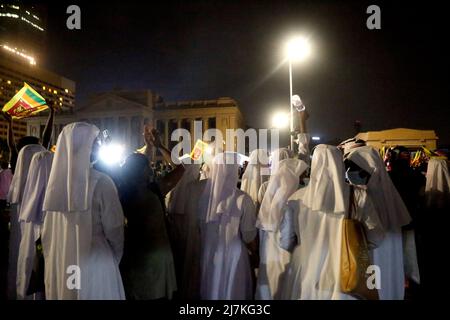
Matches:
[347,185,356,219]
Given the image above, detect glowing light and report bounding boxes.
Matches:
[272,112,290,129]
[99,144,125,166]
[59,97,63,101]
[286,36,311,62]
[53,90,57,94]
[312,136,321,141]
[20,16,44,31]
[42,86,46,90]
[2,44,36,65]
[0,13,19,18]
[7,80,11,85]
[65,89,69,93]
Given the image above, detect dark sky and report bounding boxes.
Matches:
[39,0,449,146]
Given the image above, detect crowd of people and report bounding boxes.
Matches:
[0,108,448,300]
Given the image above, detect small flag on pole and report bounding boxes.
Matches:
[2,83,48,119]
[190,139,209,161]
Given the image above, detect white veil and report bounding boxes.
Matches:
[8,144,46,205]
[345,146,411,230]
[43,122,100,213]
[301,144,348,214]
[201,152,240,223]
[425,158,450,209]
[19,151,54,223]
[257,158,308,231]
[241,149,269,203]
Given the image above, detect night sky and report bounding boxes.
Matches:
[39,0,449,146]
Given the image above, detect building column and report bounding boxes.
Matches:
[203,117,209,132]
[164,119,169,147]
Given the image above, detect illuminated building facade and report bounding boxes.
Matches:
[25,89,245,157]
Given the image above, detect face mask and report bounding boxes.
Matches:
[345,168,368,186]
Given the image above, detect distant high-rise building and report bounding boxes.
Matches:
[0,1,75,143]
[0,1,47,64]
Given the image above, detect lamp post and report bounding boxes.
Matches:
[285,36,311,151]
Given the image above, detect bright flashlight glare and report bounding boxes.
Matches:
[272,112,290,129]
[286,36,311,62]
[99,143,125,165]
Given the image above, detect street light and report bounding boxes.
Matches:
[285,36,311,151]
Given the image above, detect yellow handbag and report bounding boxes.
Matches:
[340,186,379,300]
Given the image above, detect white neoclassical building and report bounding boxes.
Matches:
[25,89,245,155]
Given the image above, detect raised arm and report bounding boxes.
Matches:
[143,125,185,196]
[296,110,310,162]
[41,105,55,150]
[1,112,18,173]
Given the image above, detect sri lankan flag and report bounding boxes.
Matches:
[2,82,48,119]
[190,139,209,161]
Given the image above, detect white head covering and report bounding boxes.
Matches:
[425,158,450,209]
[18,151,54,223]
[270,148,291,173]
[345,146,411,230]
[168,163,200,214]
[43,122,100,213]
[7,144,46,205]
[201,152,240,223]
[301,144,348,214]
[257,158,308,231]
[241,149,269,203]
[338,137,366,156]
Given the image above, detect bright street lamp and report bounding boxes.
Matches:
[285,36,311,151]
[286,36,311,62]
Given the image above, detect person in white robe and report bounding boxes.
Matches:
[278,144,355,300]
[255,158,308,300]
[425,157,450,209]
[240,149,270,206]
[257,148,292,205]
[166,164,200,288]
[16,151,53,300]
[180,178,208,299]
[6,144,46,300]
[41,122,125,300]
[200,152,257,300]
[345,145,413,299]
